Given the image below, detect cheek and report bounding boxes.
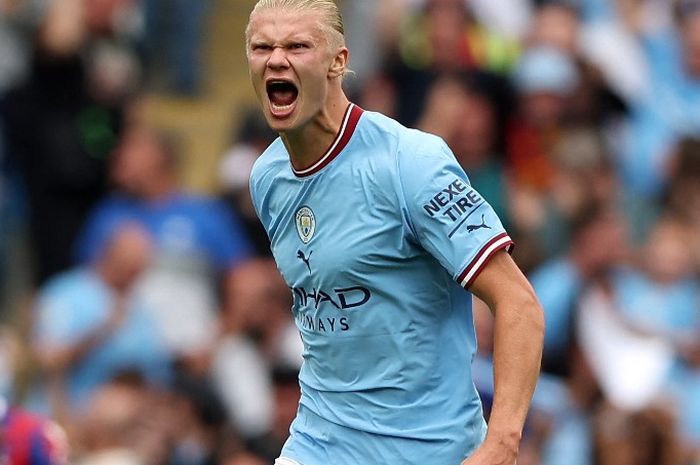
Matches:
[247,58,266,79]
[248,68,267,99]
[296,54,330,82]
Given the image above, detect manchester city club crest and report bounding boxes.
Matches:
[295,206,316,244]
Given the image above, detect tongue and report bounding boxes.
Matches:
[270,88,297,106]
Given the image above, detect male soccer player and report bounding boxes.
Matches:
[245,1,545,464]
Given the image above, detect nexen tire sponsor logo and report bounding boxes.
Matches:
[423,178,484,222]
[423,178,489,238]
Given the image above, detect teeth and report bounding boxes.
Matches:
[267,80,293,88]
[271,102,295,112]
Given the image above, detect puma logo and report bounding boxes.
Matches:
[297,250,312,274]
[466,215,491,233]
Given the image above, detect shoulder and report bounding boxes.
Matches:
[248,138,288,218]
[357,110,454,176]
[399,128,454,165]
[358,110,446,152]
[85,195,131,219]
[93,194,135,211]
[250,137,287,189]
[364,111,454,166]
[38,269,94,301]
[83,195,139,230]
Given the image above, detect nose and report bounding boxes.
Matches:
[267,46,289,70]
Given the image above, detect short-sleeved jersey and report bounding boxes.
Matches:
[250,104,513,465]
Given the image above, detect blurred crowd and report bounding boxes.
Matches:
[1,0,700,464]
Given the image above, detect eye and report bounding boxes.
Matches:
[251,43,272,52]
[290,43,309,50]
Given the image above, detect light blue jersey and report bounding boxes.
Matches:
[250,104,513,465]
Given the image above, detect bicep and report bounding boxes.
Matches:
[469,250,540,315]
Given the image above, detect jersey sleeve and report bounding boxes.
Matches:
[397,136,513,289]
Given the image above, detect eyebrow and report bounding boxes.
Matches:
[249,36,317,47]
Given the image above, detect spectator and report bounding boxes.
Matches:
[577,0,651,104]
[586,219,700,449]
[166,371,227,465]
[505,47,627,265]
[507,45,579,194]
[530,204,629,377]
[615,219,699,353]
[76,381,148,465]
[524,2,630,130]
[469,0,532,41]
[75,124,253,364]
[666,137,700,271]
[28,223,171,421]
[619,0,700,197]
[593,405,686,465]
[211,259,300,442]
[2,0,139,285]
[384,0,520,125]
[525,1,581,54]
[0,395,69,465]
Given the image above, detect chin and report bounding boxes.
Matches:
[265,110,302,133]
[266,118,295,133]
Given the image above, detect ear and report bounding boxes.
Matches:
[328,47,349,79]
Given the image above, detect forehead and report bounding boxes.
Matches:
[248,8,325,42]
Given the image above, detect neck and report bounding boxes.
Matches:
[142,175,176,201]
[95,262,115,288]
[281,91,350,171]
[95,262,131,294]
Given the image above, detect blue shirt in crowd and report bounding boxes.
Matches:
[31,268,172,412]
[74,193,252,270]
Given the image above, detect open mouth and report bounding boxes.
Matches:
[266,80,299,116]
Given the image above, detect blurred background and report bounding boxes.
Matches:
[1,0,700,464]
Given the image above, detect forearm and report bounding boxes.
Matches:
[487,296,544,447]
[41,322,116,373]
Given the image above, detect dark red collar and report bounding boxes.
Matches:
[292,103,364,177]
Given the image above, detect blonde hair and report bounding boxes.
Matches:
[246,0,346,49]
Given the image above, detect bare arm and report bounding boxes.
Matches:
[462,250,545,465]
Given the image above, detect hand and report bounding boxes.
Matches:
[460,435,518,465]
[105,293,130,333]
